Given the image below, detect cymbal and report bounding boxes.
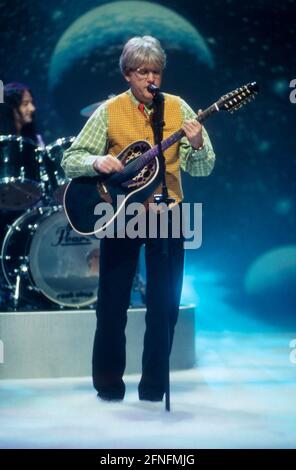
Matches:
[80,95,115,117]
[80,101,102,117]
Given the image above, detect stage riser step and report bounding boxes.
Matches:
[0,306,195,379]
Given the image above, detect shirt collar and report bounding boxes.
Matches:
[127,89,153,112]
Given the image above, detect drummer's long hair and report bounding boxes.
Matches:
[1,82,39,143]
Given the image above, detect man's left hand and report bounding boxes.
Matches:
[182,119,203,150]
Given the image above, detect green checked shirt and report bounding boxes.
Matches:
[61,89,215,179]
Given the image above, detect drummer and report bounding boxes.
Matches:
[0,83,45,237]
[0,83,45,307]
[0,82,44,147]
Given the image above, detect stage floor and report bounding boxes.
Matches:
[0,331,295,449]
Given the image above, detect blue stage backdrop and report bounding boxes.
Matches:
[0,0,295,331]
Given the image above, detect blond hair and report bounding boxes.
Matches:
[119,36,166,75]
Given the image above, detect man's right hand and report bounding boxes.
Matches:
[93,154,124,174]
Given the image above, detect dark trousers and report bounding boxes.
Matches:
[92,210,184,398]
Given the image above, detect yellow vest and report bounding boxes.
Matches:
[107,91,183,204]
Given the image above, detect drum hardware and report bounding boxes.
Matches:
[43,137,75,204]
[13,274,21,310]
[10,264,38,310]
[0,135,45,211]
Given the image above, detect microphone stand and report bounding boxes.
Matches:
[150,87,174,412]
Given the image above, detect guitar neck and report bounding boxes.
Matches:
[132,102,219,173]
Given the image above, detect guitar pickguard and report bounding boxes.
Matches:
[118,141,157,190]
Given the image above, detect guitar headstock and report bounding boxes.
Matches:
[217,82,259,113]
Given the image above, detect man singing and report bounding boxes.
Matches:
[62,36,215,402]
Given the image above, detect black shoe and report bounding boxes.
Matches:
[97,391,124,402]
[139,392,164,402]
[139,396,163,402]
[138,380,164,402]
[96,379,125,402]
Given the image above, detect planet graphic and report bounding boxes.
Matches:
[49,1,214,132]
[244,245,296,326]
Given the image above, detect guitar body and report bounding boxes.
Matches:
[63,140,161,235]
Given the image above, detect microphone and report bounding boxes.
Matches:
[147,83,160,95]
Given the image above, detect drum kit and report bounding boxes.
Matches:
[0,119,146,311]
[0,134,100,310]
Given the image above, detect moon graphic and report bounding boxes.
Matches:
[244,245,296,325]
[49,1,214,131]
[245,245,296,295]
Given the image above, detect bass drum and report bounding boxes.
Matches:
[1,206,99,308]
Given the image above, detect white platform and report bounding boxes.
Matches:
[0,305,195,379]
